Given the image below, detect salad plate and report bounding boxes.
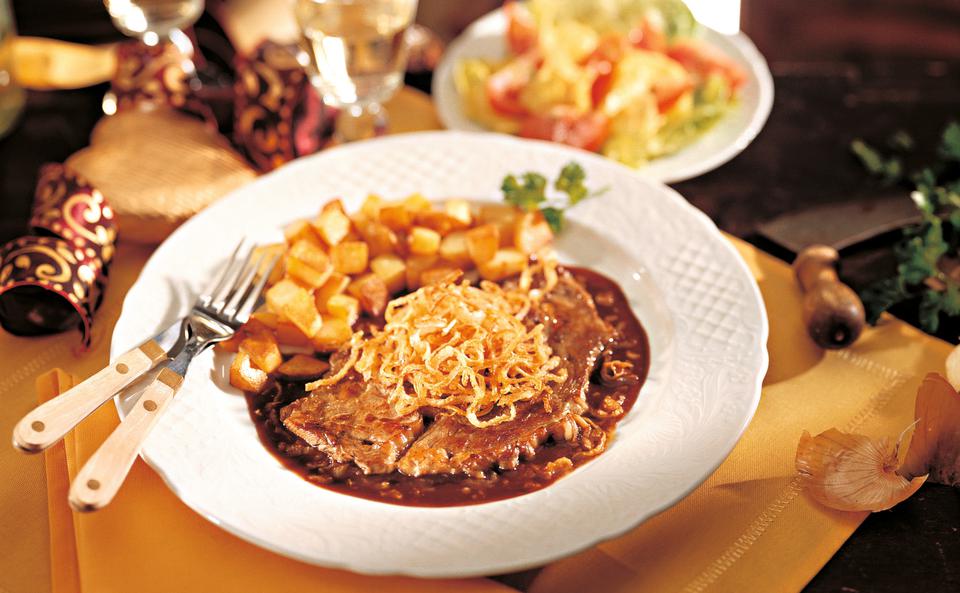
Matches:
[433,5,774,184]
[111,131,767,577]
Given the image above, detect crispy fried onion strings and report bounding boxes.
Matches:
[313,259,567,428]
[305,331,364,390]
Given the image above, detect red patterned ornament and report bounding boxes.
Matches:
[0,164,117,347]
[0,236,105,346]
[109,38,214,124]
[233,41,334,172]
[30,163,117,266]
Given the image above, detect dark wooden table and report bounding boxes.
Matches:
[2,1,958,592]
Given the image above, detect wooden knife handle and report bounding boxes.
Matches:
[68,367,183,512]
[793,245,866,349]
[12,340,167,453]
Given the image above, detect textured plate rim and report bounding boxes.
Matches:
[112,131,768,578]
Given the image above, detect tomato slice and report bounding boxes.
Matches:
[628,17,667,52]
[666,39,747,90]
[652,71,694,112]
[519,109,610,152]
[485,51,538,117]
[505,1,537,55]
[584,34,627,108]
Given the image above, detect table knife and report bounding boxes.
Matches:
[757,197,920,348]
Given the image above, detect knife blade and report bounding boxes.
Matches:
[757,196,920,254]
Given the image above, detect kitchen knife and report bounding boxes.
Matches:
[757,197,920,348]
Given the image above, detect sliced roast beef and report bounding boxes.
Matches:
[396,402,579,477]
[281,373,424,474]
[398,271,613,477]
[531,272,615,411]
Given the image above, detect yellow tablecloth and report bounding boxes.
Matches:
[1,96,951,593]
[10,237,950,593]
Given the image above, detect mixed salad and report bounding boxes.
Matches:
[455,0,746,168]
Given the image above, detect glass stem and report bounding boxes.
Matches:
[334,102,387,144]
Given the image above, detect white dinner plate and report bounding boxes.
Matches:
[112,131,768,577]
[432,8,775,184]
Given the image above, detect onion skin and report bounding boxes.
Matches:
[796,428,926,512]
[900,373,960,486]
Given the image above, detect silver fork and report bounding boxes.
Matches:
[65,241,278,512]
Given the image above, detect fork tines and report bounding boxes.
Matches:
[200,240,279,326]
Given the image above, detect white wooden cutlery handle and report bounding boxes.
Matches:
[69,368,183,512]
[12,340,167,453]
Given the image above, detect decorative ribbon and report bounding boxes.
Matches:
[0,164,117,347]
[233,41,333,172]
[108,38,215,124]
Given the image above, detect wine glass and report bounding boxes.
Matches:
[295,0,419,143]
[104,0,204,46]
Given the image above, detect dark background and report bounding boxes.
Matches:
[1,1,959,591]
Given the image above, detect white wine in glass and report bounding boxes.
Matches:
[296,0,418,143]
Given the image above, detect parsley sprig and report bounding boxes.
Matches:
[856,121,960,332]
[501,162,606,233]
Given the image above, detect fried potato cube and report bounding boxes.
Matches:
[408,226,441,255]
[230,351,271,393]
[284,255,332,288]
[402,193,432,214]
[370,254,407,293]
[379,203,414,232]
[250,309,280,329]
[216,317,268,353]
[283,219,321,246]
[325,294,360,325]
[265,279,297,314]
[405,253,439,289]
[239,331,282,374]
[445,199,472,226]
[466,224,500,266]
[266,279,323,337]
[360,194,383,221]
[314,272,349,310]
[215,332,243,353]
[331,240,369,274]
[312,204,352,247]
[478,204,518,246]
[514,211,554,254]
[311,317,354,353]
[347,273,389,317]
[356,220,399,257]
[478,248,528,281]
[321,199,346,215]
[415,210,469,236]
[275,321,312,349]
[276,354,330,382]
[439,231,473,267]
[287,239,328,270]
[420,266,462,286]
[251,243,285,286]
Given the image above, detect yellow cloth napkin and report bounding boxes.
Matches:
[528,241,951,593]
[22,237,949,593]
[0,85,441,593]
[28,255,510,593]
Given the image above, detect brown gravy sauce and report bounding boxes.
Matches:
[244,267,649,506]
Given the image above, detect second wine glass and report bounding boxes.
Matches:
[296,0,419,143]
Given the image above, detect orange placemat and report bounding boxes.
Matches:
[23,237,948,593]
